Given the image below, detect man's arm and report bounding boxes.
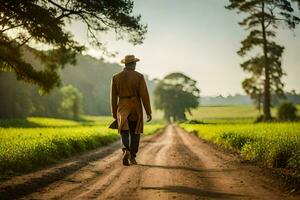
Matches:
[139,76,152,121]
[110,76,118,119]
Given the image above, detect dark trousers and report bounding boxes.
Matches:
[121,120,140,158]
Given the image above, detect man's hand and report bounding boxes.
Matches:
[146,114,152,122]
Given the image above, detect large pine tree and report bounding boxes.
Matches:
[226,0,300,121]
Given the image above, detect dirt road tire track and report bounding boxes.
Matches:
[0,125,299,200]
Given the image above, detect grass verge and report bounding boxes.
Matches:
[181,123,300,170]
[0,117,164,179]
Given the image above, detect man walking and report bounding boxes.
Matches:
[110,55,152,166]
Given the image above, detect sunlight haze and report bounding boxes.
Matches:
[70,0,300,96]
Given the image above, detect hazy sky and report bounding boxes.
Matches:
[71,0,300,96]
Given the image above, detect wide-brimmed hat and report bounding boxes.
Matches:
[121,55,140,64]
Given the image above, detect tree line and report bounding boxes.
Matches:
[200,92,300,107]
[0,55,119,119]
[0,54,156,119]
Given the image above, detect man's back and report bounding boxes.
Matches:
[113,68,144,98]
[111,66,151,123]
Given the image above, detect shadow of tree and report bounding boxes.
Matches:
[0,118,96,128]
[141,185,247,199]
[0,142,120,200]
[138,164,234,173]
[0,118,43,128]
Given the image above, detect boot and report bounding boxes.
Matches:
[130,157,137,165]
[122,149,130,166]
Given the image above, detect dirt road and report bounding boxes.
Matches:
[1,125,299,200]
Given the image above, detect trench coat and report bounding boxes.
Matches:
[110,67,152,134]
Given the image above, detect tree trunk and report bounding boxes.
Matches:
[73,99,79,120]
[258,91,262,115]
[261,0,272,121]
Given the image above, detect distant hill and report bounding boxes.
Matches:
[0,53,156,118]
[60,55,122,115]
[61,54,156,115]
[200,95,252,106]
[200,93,300,106]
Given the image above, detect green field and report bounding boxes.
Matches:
[182,105,300,170]
[0,116,163,178]
[187,105,300,123]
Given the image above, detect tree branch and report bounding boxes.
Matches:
[0,24,24,33]
[18,36,33,47]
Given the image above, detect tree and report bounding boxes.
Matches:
[0,0,147,92]
[154,73,200,122]
[277,102,298,121]
[61,54,122,115]
[0,72,33,118]
[242,77,264,113]
[59,85,83,120]
[241,42,285,114]
[30,87,64,117]
[226,0,300,121]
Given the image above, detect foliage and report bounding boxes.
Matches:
[182,123,300,170]
[0,72,33,118]
[0,54,144,118]
[0,0,146,92]
[285,90,300,105]
[226,0,300,121]
[30,87,63,117]
[154,73,200,122]
[59,85,83,120]
[60,54,123,115]
[277,102,298,121]
[0,116,163,177]
[0,72,84,119]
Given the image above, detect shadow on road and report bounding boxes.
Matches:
[0,143,120,200]
[141,185,248,199]
[138,164,234,173]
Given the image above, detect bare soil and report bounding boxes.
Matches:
[0,124,299,200]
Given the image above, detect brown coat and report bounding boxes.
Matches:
[110,67,152,134]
